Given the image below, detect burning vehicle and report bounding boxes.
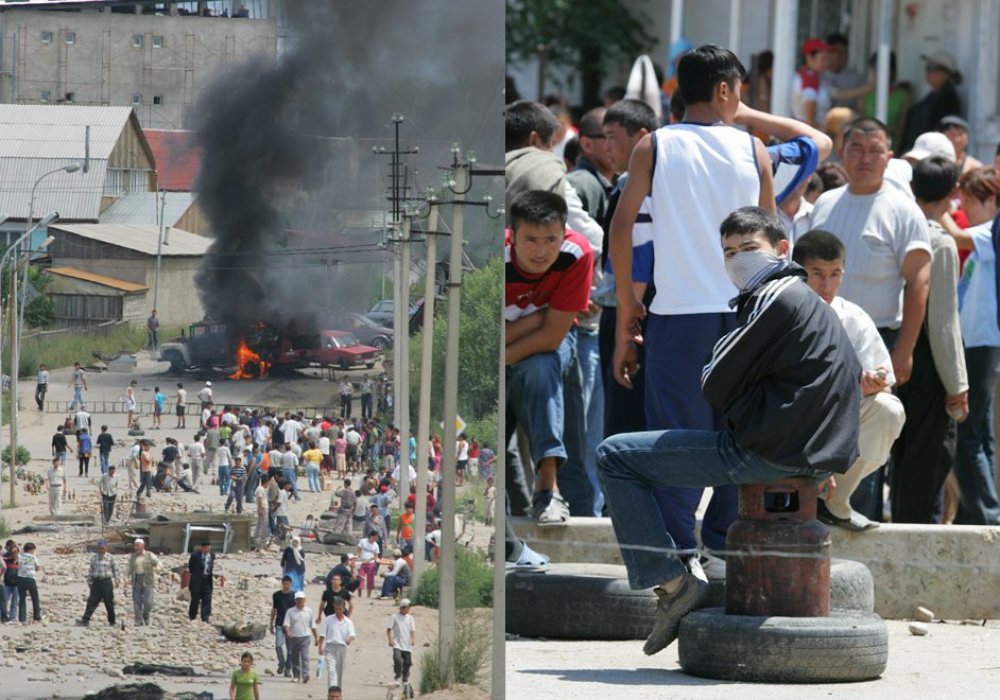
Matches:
[157,320,381,377]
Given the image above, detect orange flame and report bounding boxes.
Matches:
[228,338,271,380]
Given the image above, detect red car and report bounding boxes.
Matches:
[291,330,381,370]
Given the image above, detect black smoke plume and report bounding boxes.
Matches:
[192,0,504,337]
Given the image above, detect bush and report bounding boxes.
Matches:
[413,546,492,609]
[419,610,491,694]
[1,445,31,468]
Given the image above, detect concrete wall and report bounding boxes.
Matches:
[0,10,277,129]
[143,256,206,327]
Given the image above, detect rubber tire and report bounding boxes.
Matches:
[372,337,389,351]
[678,608,888,683]
[339,359,350,371]
[506,560,873,641]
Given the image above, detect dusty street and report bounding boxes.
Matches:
[0,354,493,699]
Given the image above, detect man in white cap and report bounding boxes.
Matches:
[282,590,317,683]
[387,598,416,689]
[318,597,355,690]
[198,381,213,411]
[125,538,159,626]
[902,131,956,165]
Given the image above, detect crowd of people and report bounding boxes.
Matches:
[17,370,491,695]
[504,39,1000,653]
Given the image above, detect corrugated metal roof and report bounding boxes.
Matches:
[47,266,148,293]
[0,105,140,220]
[100,192,196,227]
[0,105,132,159]
[145,130,201,191]
[0,158,109,221]
[51,223,212,256]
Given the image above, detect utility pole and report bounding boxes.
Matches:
[436,148,504,684]
[374,114,419,508]
[411,199,439,594]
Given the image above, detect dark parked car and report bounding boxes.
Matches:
[364,299,413,328]
[325,312,393,351]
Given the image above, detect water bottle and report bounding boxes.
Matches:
[316,656,324,679]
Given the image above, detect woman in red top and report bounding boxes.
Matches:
[468,438,480,478]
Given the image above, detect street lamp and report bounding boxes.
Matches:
[1,212,58,507]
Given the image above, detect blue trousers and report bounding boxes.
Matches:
[506,333,574,501]
[954,346,1000,524]
[644,312,739,555]
[598,429,827,589]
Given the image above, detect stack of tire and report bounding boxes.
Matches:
[507,559,887,682]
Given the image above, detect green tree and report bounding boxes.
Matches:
[0,267,54,329]
[409,256,501,430]
[506,0,656,106]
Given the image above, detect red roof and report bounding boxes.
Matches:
[145,129,201,191]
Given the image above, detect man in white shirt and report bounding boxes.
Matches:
[809,117,931,520]
[318,597,355,690]
[214,442,232,497]
[99,465,119,524]
[197,382,213,410]
[187,436,206,485]
[282,591,317,683]
[793,231,907,530]
[175,383,187,429]
[280,444,301,501]
[254,476,270,545]
[338,380,353,419]
[387,598,416,687]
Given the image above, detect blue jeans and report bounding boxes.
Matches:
[576,327,605,515]
[954,346,1000,524]
[381,574,409,598]
[99,452,110,474]
[275,625,289,671]
[283,467,300,499]
[217,465,230,496]
[506,331,574,473]
[306,463,320,492]
[70,386,85,410]
[597,429,826,590]
[2,582,18,621]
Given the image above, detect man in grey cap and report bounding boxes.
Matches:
[79,539,119,626]
[940,115,983,174]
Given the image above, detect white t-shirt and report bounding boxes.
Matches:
[282,606,314,638]
[318,436,331,456]
[276,489,289,518]
[175,388,186,407]
[319,614,356,647]
[188,442,206,461]
[647,122,760,315]
[809,183,931,328]
[215,445,232,467]
[387,612,416,651]
[392,464,417,483]
[829,297,895,385]
[345,429,361,446]
[456,440,469,461]
[357,538,380,563]
[281,420,302,445]
[255,485,268,512]
[197,387,212,403]
[47,467,64,487]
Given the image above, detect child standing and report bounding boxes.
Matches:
[229,651,260,700]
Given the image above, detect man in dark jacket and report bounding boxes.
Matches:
[597,206,861,658]
[187,541,215,622]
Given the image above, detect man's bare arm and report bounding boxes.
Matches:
[734,103,834,161]
[893,249,932,385]
[505,311,545,347]
[505,309,577,366]
[754,137,777,212]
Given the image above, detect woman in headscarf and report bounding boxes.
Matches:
[280,536,306,593]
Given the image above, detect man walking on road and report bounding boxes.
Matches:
[318,597,355,690]
[126,538,159,626]
[79,539,119,626]
[147,309,159,350]
[282,591,317,683]
[387,598,416,689]
[68,362,87,411]
[99,465,119,524]
[187,541,215,623]
[34,364,48,410]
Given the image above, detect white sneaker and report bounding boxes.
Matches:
[686,555,708,584]
[701,554,727,581]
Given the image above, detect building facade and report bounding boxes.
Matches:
[0,6,277,129]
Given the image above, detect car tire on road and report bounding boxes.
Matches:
[505,560,873,641]
[678,608,888,682]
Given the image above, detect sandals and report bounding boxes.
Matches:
[505,538,551,572]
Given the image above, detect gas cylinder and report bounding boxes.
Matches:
[725,477,831,617]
